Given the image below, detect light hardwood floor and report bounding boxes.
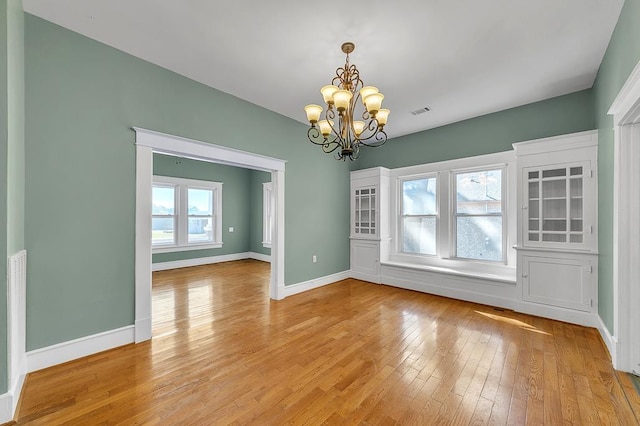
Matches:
[9,259,640,425]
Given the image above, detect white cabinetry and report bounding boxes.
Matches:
[513,131,598,325]
[350,167,390,283]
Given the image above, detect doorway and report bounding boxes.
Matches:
[134,128,286,342]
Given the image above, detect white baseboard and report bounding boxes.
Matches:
[513,300,599,328]
[135,317,152,343]
[249,252,271,263]
[152,252,271,271]
[0,393,11,424]
[0,370,25,423]
[597,315,617,366]
[284,270,351,297]
[27,325,135,373]
[382,275,516,312]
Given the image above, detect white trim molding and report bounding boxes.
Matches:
[608,58,640,373]
[0,373,25,423]
[26,326,135,374]
[250,252,272,263]
[152,252,271,271]
[598,314,617,365]
[134,128,286,341]
[283,270,351,298]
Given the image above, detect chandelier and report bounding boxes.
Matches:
[304,42,390,161]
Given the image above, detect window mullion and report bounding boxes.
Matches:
[177,184,188,246]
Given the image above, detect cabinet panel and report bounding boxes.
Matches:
[351,240,379,277]
[521,254,592,312]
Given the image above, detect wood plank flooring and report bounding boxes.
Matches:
[9,259,640,425]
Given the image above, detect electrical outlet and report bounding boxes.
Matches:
[229,227,234,232]
[312,255,317,263]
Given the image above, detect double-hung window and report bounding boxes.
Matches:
[453,168,504,262]
[401,176,438,255]
[152,185,177,246]
[152,176,222,252]
[392,151,514,275]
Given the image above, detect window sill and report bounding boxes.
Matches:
[381,259,516,284]
[153,242,223,254]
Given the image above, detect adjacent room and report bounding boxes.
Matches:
[2,0,640,423]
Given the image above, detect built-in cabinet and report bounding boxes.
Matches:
[513,130,598,323]
[348,131,598,327]
[350,167,390,283]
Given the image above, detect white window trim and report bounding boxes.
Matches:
[390,151,516,279]
[262,182,273,248]
[152,175,223,253]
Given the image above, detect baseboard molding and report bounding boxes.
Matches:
[284,270,351,297]
[249,252,272,263]
[0,370,26,423]
[0,393,12,424]
[597,315,617,366]
[135,317,152,343]
[381,275,516,312]
[152,252,271,271]
[27,325,135,373]
[513,300,599,328]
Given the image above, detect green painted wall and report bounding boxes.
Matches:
[0,0,24,394]
[24,15,350,351]
[151,153,252,263]
[352,89,594,171]
[249,170,271,256]
[0,0,9,395]
[593,0,640,332]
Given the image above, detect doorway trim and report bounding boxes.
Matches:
[133,128,286,342]
[608,59,640,374]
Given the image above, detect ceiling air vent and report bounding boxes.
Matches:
[411,107,431,116]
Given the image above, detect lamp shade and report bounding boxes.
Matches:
[376,109,390,126]
[353,121,365,136]
[359,86,379,104]
[304,104,323,123]
[320,85,339,104]
[364,93,384,114]
[333,90,353,112]
[318,120,333,136]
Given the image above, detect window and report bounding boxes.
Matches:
[453,168,504,262]
[152,176,222,252]
[401,176,437,255]
[263,182,273,248]
[152,185,176,246]
[391,151,514,274]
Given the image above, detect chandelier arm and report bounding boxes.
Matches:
[307,127,341,154]
[360,129,388,147]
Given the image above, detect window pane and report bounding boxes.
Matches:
[152,218,175,245]
[188,217,213,243]
[152,186,175,215]
[188,188,213,215]
[402,217,436,255]
[403,178,436,215]
[456,170,502,214]
[456,216,502,261]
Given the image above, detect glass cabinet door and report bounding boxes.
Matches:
[354,186,376,236]
[525,164,587,247]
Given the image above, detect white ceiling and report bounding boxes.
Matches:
[23,0,624,139]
